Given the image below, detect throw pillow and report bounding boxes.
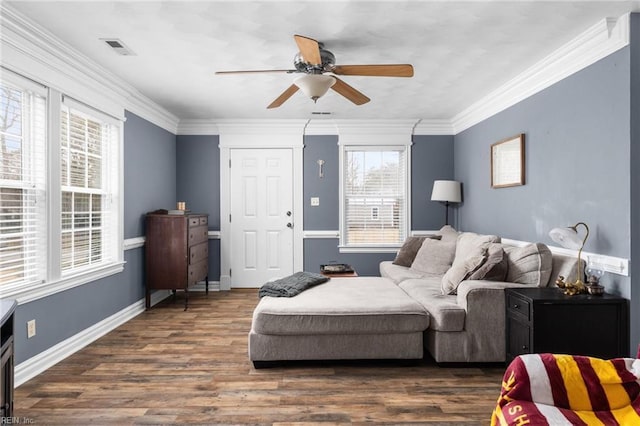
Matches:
[468,244,508,281]
[411,238,456,275]
[441,252,487,295]
[503,243,553,287]
[393,235,442,267]
[437,225,460,243]
[454,232,501,261]
[439,232,500,294]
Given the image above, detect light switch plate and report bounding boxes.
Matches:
[310,197,320,206]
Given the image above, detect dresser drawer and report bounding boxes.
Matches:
[507,293,530,321]
[188,259,208,285]
[199,216,208,226]
[188,226,208,245]
[189,242,208,264]
[189,217,200,227]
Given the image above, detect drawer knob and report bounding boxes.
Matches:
[513,304,519,308]
[522,345,528,350]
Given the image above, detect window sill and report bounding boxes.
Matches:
[338,245,399,254]
[1,261,126,304]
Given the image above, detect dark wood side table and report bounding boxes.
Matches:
[321,270,359,278]
[505,287,629,362]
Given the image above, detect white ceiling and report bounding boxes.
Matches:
[5,1,640,121]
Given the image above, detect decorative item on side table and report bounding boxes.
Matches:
[549,222,590,295]
[585,256,605,295]
[430,180,461,226]
[320,263,357,277]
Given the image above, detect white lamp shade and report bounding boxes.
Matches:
[549,227,583,250]
[431,180,461,203]
[294,74,336,100]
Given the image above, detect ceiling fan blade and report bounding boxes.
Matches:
[267,85,299,109]
[332,64,414,77]
[294,34,322,66]
[215,69,295,75]
[331,78,370,105]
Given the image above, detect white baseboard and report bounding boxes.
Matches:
[14,289,170,387]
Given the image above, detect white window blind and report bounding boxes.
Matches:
[60,99,117,273]
[0,75,47,288]
[343,147,407,247]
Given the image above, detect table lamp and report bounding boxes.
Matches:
[548,222,589,294]
[431,180,461,226]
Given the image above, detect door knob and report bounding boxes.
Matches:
[287,223,293,228]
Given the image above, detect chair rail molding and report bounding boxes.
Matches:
[502,238,629,277]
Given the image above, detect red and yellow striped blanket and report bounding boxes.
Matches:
[492,354,640,425]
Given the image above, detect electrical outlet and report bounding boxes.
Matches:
[27,319,36,338]
[310,197,320,206]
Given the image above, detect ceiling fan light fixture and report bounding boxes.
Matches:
[294,74,336,103]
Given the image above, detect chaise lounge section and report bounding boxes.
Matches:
[249,276,430,364]
[248,226,581,365]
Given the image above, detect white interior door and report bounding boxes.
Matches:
[229,149,294,287]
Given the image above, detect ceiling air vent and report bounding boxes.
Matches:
[100,38,136,56]
[311,112,332,115]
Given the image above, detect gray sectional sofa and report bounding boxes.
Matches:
[249,226,581,365]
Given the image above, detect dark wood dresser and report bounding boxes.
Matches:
[145,212,209,310]
[505,287,629,362]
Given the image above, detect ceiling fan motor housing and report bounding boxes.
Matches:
[294,47,336,73]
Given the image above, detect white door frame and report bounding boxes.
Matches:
[218,120,306,290]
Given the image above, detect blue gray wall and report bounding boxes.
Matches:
[411,135,456,230]
[124,112,177,238]
[14,111,177,363]
[302,134,454,276]
[454,46,636,354]
[176,135,221,280]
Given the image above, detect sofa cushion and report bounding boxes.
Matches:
[411,238,456,275]
[441,253,487,295]
[440,232,500,294]
[455,232,500,260]
[398,278,466,332]
[503,243,553,287]
[252,277,430,335]
[468,244,508,281]
[437,225,459,243]
[392,235,442,267]
[380,261,431,284]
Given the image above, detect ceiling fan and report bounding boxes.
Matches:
[215,34,414,109]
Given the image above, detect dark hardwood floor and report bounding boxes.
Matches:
[14,289,506,425]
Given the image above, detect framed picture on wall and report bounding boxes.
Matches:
[491,133,525,188]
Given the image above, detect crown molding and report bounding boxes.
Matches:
[452,14,630,134]
[177,119,220,135]
[303,119,339,136]
[413,119,455,135]
[216,119,309,135]
[0,4,179,134]
[334,119,419,135]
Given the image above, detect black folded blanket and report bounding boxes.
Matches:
[258,271,329,298]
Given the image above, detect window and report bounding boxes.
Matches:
[0,70,123,301]
[60,102,118,273]
[0,75,47,289]
[371,206,379,221]
[340,145,409,251]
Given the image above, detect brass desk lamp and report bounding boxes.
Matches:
[549,222,589,295]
